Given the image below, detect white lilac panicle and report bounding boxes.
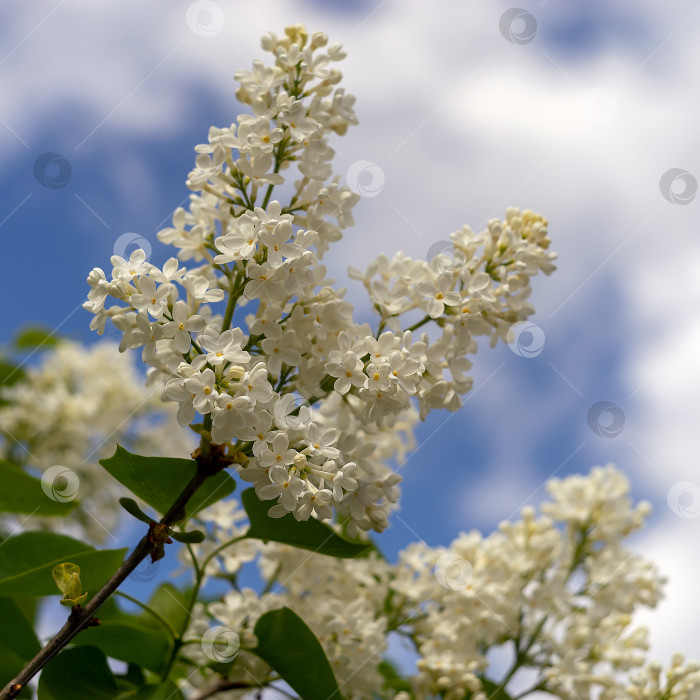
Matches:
[83,24,556,532]
[179,466,690,700]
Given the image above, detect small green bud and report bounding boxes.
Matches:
[52,562,88,607]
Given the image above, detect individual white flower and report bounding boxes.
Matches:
[235,153,285,187]
[111,248,151,281]
[85,268,110,311]
[211,394,254,444]
[184,368,219,414]
[199,329,250,367]
[161,301,206,354]
[332,463,358,501]
[302,423,339,460]
[365,362,393,391]
[235,410,274,456]
[244,262,285,301]
[273,393,311,430]
[260,221,302,268]
[183,275,225,303]
[258,433,297,468]
[325,351,365,394]
[278,99,320,142]
[151,257,187,284]
[238,116,284,154]
[253,200,294,232]
[116,311,163,362]
[261,330,302,376]
[238,362,274,405]
[295,488,333,521]
[130,276,172,319]
[214,214,259,263]
[247,307,283,340]
[418,272,461,318]
[163,377,196,426]
[187,146,226,189]
[259,464,305,513]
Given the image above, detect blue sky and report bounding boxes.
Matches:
[3,0,700,664]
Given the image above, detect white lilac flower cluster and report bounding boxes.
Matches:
[0,341,193,542]
[180,466,700,700]
[83,25,556,533]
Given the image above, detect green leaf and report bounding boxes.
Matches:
[0,360,25,387]
[143,583,190,635]
[37,644,184,700]
[100,446,235,521]
[251,606,342,700]
[0,647,33,697]
[242,488,370,558]
[117,683,184,700]
[0,460,78,516]
[119,497,153,524]
[13,326,59,350]
[38,646,119,700]
[0,599,40,659]
[170,529,205,543]
[116,664,145,692]
[0,599,41,694]
[0,532,126,597]
[75,621,172,674]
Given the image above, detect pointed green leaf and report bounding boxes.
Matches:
[143,583,190,634]
[0,532,126,597]
[117,664,145,691]
[0,647,33,697]
[242,488,370,558]
[75,621,172,674]
[170,529,205,543]
[0,460,78,516]
[252,607,342,700]
[0,599,40,660]
[0,598,41,693]
[38,646,119,700]
[119,497,153,524]
[100,446,235,520]
[13,326,59,350]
